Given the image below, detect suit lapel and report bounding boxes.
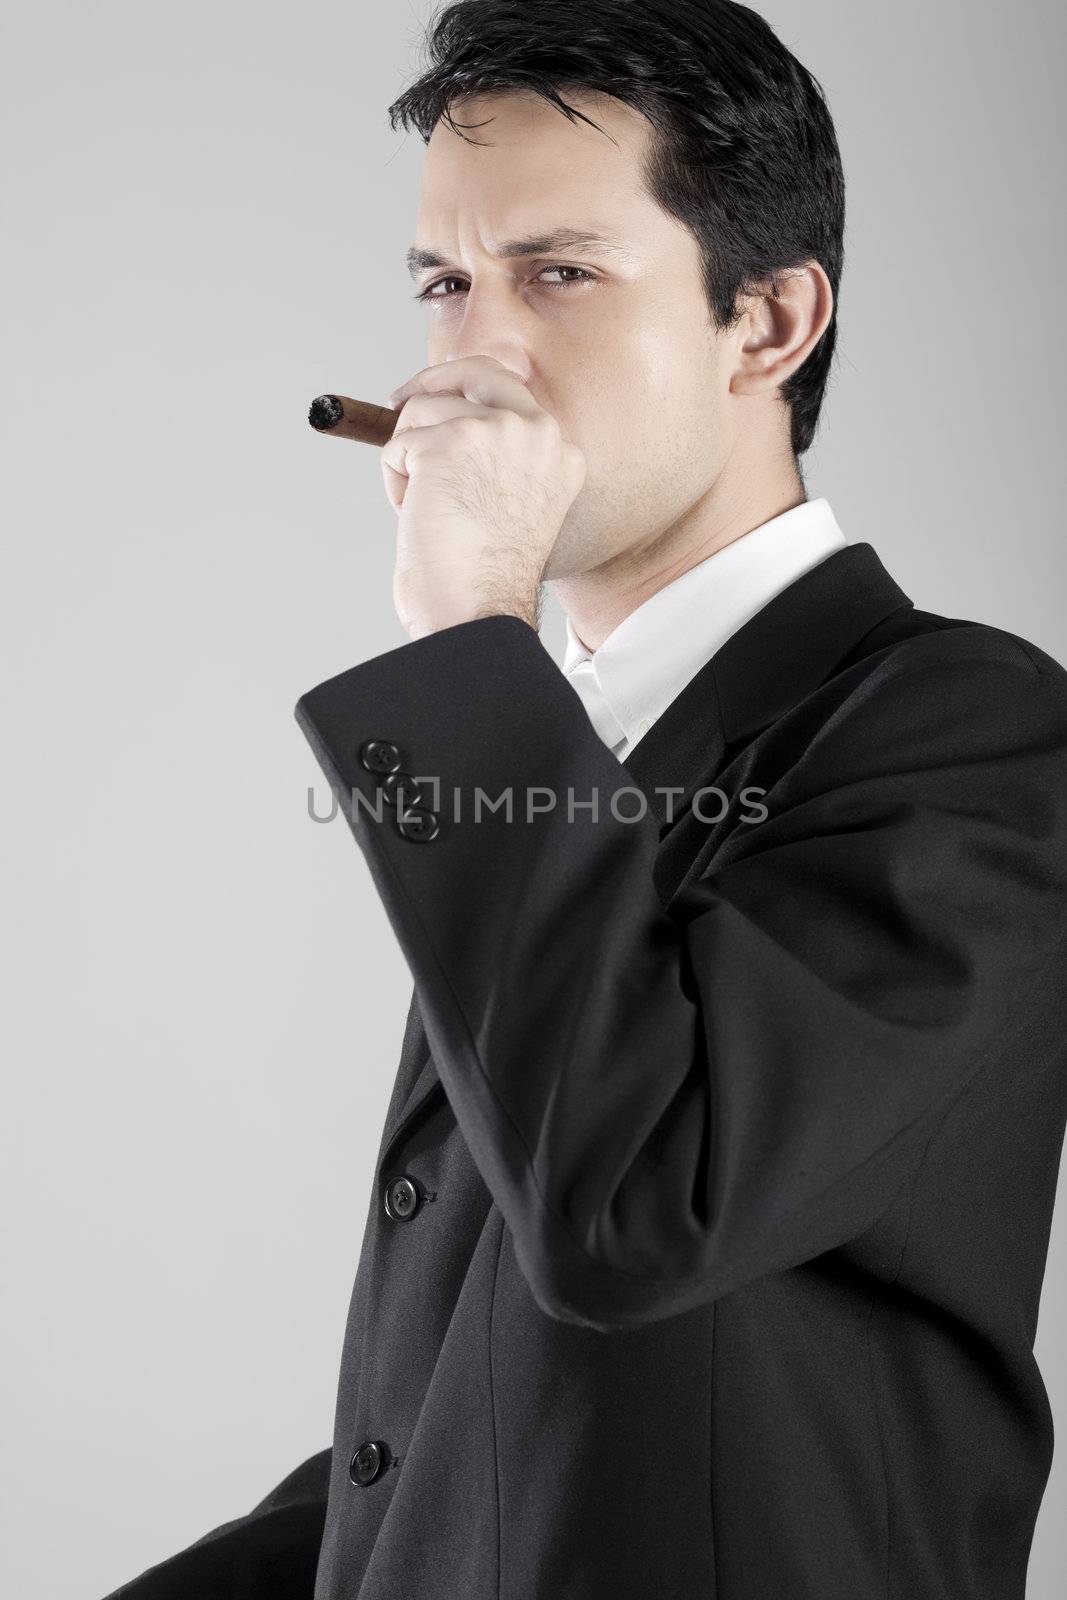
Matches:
[621,541,913,829]
[378,540,914,1156]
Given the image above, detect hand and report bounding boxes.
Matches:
[381,355,586,640]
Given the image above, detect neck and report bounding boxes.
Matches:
[550,431,806,653]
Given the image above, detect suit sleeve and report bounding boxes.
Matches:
[294,615,1067,1333]
[100,1447,330,1599]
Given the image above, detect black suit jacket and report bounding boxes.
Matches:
[105,541,1067,1599]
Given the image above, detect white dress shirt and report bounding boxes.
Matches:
[560,496,848,761]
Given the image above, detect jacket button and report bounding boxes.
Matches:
[359,739,402,775]
[397,805,439,842]
[349,1440,385,1486]
[383,1174,421,1221]
[380,769,424,808]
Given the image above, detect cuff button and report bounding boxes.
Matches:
[381,769,423,807]
[397,805,440,842]
[360,739,402,775]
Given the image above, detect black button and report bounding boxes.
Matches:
[359,739,402,775]
[383,1174,421,1221]
[397,805,439,842]
[380,769,424,808]
[349,1440,385,1487]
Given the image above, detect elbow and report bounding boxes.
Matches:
[513,1210,718,1334]
[522,1259,653,1335]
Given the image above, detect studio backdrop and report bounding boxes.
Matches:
[2,2,1064,1596]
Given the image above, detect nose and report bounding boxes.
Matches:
[440,286,532,386]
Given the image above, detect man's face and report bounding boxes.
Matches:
[409,89,738,580]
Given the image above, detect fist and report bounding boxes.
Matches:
[381,355,586,639]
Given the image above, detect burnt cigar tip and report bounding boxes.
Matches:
[308,394,344,431]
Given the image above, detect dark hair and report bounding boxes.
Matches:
[387,0,845,458]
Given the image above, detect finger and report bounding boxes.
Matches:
[388,356,541,420]
[381,413,497,485]
[380,398,491,511]
[390,393,496,438]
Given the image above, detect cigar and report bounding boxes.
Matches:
[308,394,399,448]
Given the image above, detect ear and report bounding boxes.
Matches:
[729,261,834,396]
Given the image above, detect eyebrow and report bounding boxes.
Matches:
[405,228,636,277]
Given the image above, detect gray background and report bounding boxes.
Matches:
[2,2,1064,1595]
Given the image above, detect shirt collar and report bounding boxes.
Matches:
[561,497,848,753]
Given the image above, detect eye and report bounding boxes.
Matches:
[412,264,597,302]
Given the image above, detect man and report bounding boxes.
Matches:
[105,2,1067,1597]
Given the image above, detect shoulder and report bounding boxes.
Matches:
[897,608,1064,680]
[782,616,1067,802]
[839,611,1067,724]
